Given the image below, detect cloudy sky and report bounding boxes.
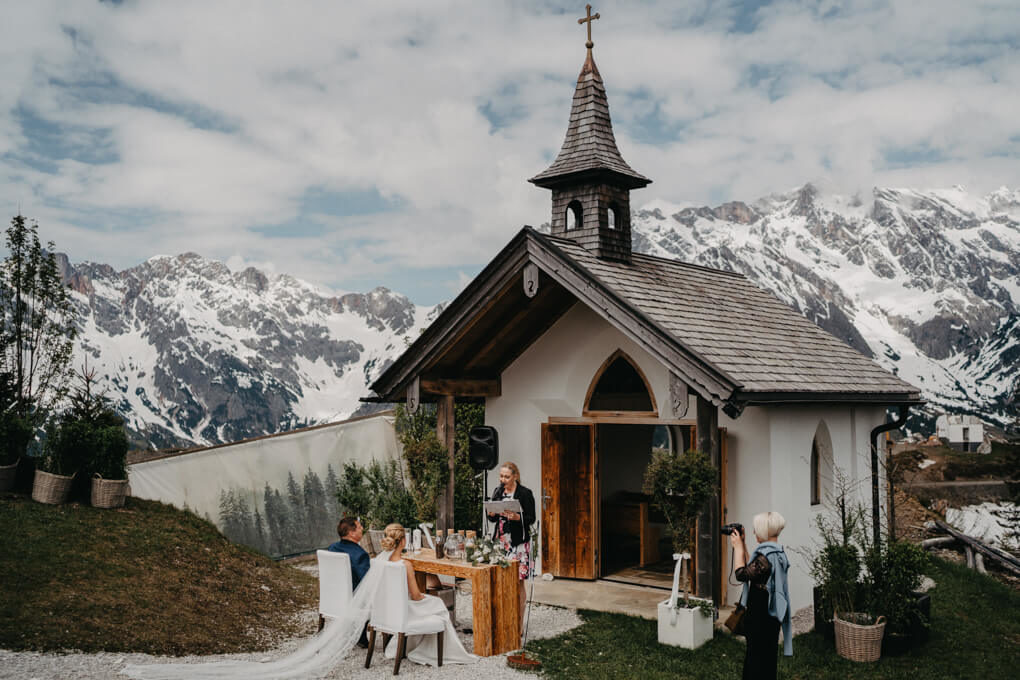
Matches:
[2,1,1018,305]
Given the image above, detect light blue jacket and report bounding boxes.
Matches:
[738,541,793,656]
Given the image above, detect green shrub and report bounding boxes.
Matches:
[642,448,716,607]
[364,459,417,528]
[0,410,32,466]
[335,459,417,529]
[862,539,929,635]
[807,472,867,620]
[38,364,128,479]
[453,403,484,532]
[335,460,373,521]
[642,448,716,555]
[90,424,130,479]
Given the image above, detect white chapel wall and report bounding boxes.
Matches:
[486,302,677,573]
[486,298,892,605]
[721,404,888,608]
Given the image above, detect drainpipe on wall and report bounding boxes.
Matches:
[869,405,910,551]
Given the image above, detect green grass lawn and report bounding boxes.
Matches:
[0,493,317,655]
[526,558,1020,679]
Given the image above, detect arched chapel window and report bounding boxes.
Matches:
[810,421,833,507]
[608,203,620,230]
[810,440,821,506]
[566,200,582,230]
[585,350,657,414]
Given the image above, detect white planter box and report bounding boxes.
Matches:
[657,599,714,649]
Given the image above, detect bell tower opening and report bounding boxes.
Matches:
[566,200,583,230]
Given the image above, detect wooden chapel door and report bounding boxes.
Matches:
[541,423,597,579]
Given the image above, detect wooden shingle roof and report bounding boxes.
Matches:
[367,228,922,413]
[529,51,650,190]
[546,234,919,399]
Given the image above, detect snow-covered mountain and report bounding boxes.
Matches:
[60,253,440,449]
[61,184,1019,449]
[631,184,1020,431]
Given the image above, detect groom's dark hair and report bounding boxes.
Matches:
[337,516,360,538]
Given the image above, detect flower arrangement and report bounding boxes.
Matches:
[464,535,513,568]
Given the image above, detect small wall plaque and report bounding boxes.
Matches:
[669,372,689,418]
[406,376,420,415]
[523,263,540,298]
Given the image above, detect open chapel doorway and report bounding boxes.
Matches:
[540,350,728,596]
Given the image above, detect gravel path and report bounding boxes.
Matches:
[0,596,581,680]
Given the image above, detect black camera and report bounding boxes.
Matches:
[720,523,743,536]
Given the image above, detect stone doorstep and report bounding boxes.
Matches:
[529,578,666,620]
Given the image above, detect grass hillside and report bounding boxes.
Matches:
[528,558,1020,679]
[0,493,317,655]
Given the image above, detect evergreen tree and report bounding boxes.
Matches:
[324,464,340,526]
[253,508,268,554]
[285,471,308,552]
[0,215,77,425]
[302,469,331,546]
[263,483,284,555]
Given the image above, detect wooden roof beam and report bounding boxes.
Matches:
[421,378,501,398]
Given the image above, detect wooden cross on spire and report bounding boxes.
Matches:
[578,4,600,50]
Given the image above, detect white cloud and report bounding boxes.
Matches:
[0,0,1017,303]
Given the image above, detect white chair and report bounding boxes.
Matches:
[365,561,445,675]
[316,550,353,631]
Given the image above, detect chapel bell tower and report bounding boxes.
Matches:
[529,5,651,263]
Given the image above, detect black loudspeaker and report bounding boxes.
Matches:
[468,426,499,471]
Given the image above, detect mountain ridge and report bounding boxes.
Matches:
[62,183,1019,448]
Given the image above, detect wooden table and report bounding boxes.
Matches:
[404,549,520,656]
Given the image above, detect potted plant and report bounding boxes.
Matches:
[807,472,930,662]
[88,414,130,508]
[33,362,129,507]
[31,418,82,504]
[0,368,32,491]
[807,474,865,639]
[863,539,930,655]
[643,447,717,649]
[72,364,130,508]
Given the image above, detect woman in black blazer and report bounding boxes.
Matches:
[487,461,535,625]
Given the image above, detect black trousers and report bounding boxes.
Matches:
[742,590,781,680]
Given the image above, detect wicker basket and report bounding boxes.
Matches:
[0,458,18,492]
[31,469,75,505]
[91,473,129,509]
[834,613,886,662]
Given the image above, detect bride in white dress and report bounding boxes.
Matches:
[122,523,474,679]
[378,524,477,667]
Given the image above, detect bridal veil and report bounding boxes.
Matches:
[122,550,393,680]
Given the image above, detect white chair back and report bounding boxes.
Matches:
[316,550,353,619]
[369,561,409,633]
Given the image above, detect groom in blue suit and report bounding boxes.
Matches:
[327,516,371,648]
[327,517,370,590]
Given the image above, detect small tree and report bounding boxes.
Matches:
[0,366,32,466]
[393,402,485,530]
[0,215,78,428]
[807,472,866,623]
[396,404,448,525]
[643,448,717,606]
[40,361,128,485]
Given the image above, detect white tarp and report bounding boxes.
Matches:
[128,411,400,556]
[946,502,1020,553]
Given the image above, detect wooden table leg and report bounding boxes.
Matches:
[470,571,493,656]
[492,563,522,654]
[414,571,427,593]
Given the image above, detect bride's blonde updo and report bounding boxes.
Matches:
[380,523,405,551]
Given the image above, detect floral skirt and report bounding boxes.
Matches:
[498,533,532,580]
